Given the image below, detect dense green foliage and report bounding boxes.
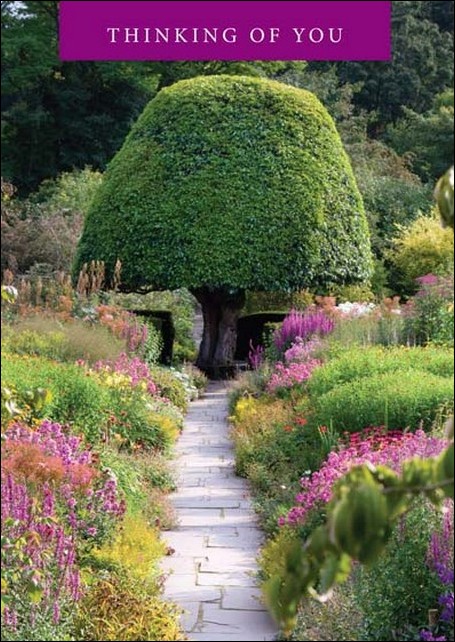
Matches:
[386,90,454,182]
[1,354,176,449]
[308,345,454,397]
[313,369,453,433]
[354,501,442,641]
[386,213,454,293]
[75,75,372,292]
[1,169,102,274]
[1,2,154,194]
[1,353,109,440]
[335,1,454,126]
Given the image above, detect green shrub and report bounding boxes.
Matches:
[308,345,454,398]
[1,355,176,451]
[91,513,165,586]
[290,582,361,641]
[76,571,183,641]
[327,282,375,303]
[100,449,176,530]
[100,449,148,514]
[149,367,188,412]
[312,370,453,433]
[386,212,454,295]
[228,368,271,413]
[94,386,176,451]
[181,364,208,394]
[353,500,442,641]
[404,275,454,347]
[141,321,164,366]
[328,313,407,347]
[2,317,124,364]
[1,354,109,442]
[243,290,314,314]
[230,395,324,535]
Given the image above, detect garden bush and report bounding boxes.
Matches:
[312,370,454,434]
[149,366,189,412]
[386,212,454,295]
[2,317,125,363]
[100,449,176,530]
[1,354,110,441]
[128,310,174,364]
[91,513,165,587]
[307,345,454,398]
[243,290,314,315]
[230,396,326,534]
[353,500,449,641]
[75,571,183,641]
[1,354,179,450]
[405,274,454,347]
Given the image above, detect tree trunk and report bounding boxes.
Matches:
[192,288,245,376]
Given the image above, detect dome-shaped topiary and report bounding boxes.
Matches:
[75,75,372,371]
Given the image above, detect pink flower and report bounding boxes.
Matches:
[281,429,447,527]
[267,359,321,393]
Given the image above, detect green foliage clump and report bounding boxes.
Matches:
[30,167,103,213]
[313,370,453,434]
[353,501,442,641]
[149,367,188,412]
[308,345,454,398]
[386,90,454,183]
[91,513,165,586]
[2,317,124,364]
[230,395,323,535]
[405,277,454,347]
[386,212,454,294]
[76,571,183,641]
[75,75,372,292]
[243,290,314,314]
[1,353,109,441]
[1,354,178,451]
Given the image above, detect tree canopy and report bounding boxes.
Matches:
[75,75,372,294]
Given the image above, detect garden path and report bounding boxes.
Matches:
[162,382,277,642]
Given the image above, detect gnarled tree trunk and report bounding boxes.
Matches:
[192,287,245,376]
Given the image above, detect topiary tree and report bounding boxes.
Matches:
[74,75,372,372]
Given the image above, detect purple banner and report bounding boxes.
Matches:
[59,1,391,61]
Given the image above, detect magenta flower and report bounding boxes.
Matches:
[2,420,125,631]
[273,310,334,354]
[267,359,322,393]
[281,429,447,527]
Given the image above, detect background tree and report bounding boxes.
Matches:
[74,75,372,372]
[1,1,154,194]
[334,1,454,130]
[386,90,454,182]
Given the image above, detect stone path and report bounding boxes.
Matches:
[162,382,277,642]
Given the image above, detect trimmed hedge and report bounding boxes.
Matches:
[235,312,288,360]
[128,309,175,364]
[312,370,454,433]
[308,345,454,397]
[75,75,372,292]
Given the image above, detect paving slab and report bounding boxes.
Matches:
[162,382,277,641]
[222,587,267,611]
